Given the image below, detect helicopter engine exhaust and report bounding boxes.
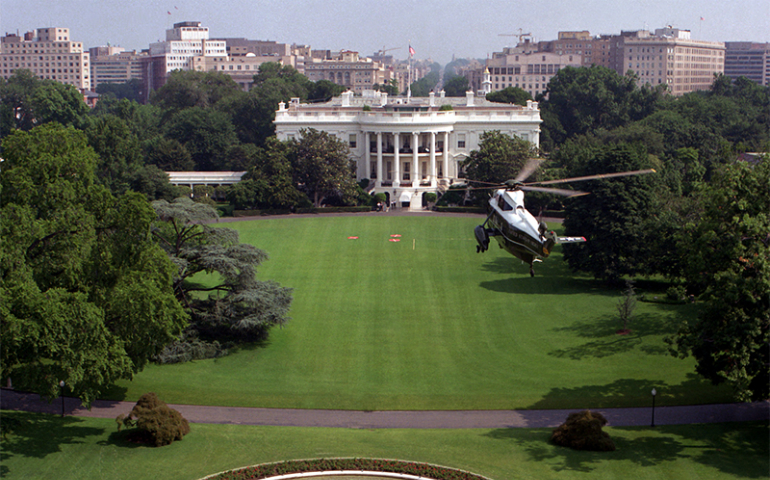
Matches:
[474,225,490,253]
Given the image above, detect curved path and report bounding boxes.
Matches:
[2,389,767,429]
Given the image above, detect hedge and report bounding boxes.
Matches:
[205,458,491,480]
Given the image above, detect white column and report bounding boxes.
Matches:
[412,132,419,188]
[376,132,383,188]
[364,132,371,181]
[442,132,450,183]
[429,131,437,187]
[393,132,400,187]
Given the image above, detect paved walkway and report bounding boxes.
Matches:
[2,389,767,429]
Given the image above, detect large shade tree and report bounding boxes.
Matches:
[151,198,293,342]
[668,157,769,402]
[288,128,358,207]
[0,123,187,405]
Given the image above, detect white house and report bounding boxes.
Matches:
[274,90,542,209]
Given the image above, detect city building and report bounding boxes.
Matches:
[304,50,387,94]
[140,21,226,100]
[89,46,145,89]
[468,37,583,98]
[274,90,542,210]
[1,27,91,91]
[466,27,725,98]
[618,27,725,94]
[724,42,770,86]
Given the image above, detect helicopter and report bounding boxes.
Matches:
[470,158,656,276]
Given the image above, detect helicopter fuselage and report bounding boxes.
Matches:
[486,189,553,265]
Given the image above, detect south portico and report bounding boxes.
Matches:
[274,90,542,211]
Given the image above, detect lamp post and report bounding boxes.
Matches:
[59,380,65,418]
[651,387,657,427]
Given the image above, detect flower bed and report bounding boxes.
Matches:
[204,458,491,480]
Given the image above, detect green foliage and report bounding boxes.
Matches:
[150,70,243,115]
[668,157,770,402]
[540,66,663,148]
[442,75,469,97]
[0,124,186,405]
[288,128,358,207]
[116,392,190,447]
[486,86,532,106]
[151,198,292,344]
[164,107,238,170]
[462,130,537,185]
[617,280,637,332]
[562,143,663,284]
[95,79,143,103]
[408,63,441,97]
[550,410,616,451]
[439,104,453,111]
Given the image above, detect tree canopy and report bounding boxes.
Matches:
[151,198,293,344]
[288,128,359,207]
[668,157,769,402]
[0,124,187,405]
[462,130,537,185]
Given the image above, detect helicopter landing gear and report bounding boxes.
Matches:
[529,266,535,277]
[474,225,490,253]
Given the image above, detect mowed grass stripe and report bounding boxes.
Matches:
[112,215,734,410]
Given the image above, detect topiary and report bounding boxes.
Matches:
[116,392,190,447]
[550,410,615,451]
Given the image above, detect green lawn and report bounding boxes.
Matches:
[111,215,733,410]
[1,412,767,480]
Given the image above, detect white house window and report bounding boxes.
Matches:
[457,134,466,149]
[348,134,357,148]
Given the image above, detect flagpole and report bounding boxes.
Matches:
[407,40,412,102]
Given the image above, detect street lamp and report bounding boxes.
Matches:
[59,380,65,418]
[651,387,657,427]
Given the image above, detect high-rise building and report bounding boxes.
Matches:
[618,28,724,94]
[140,21,226,100]
[1,27,91,91]
[89,46,146,89]
[724,42,770,86]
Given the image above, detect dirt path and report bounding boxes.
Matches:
[2,389,767,429]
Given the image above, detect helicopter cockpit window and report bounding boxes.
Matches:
[501,196,514,211]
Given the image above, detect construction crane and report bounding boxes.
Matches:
[375,46,402,57]
[498,29,532,45]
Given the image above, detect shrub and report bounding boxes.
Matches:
[439,104,453,111]
[116,392,190,447]
[666,285,687,303]
[550,410,615,451]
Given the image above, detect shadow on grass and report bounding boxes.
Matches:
[548,313,678,360]
[0,411,106,476]
[483,421,769,477]
[527,375,734,410]
[479,257,616,296]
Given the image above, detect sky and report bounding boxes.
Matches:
[1,0,768,64]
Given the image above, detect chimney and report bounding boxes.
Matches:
[466,90,475,107]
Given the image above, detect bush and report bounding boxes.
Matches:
[666,285,687,303]
[116,392,190,447]
[550,410,616,451]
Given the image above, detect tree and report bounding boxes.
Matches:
[540,66,662,147]
[307,80,346,103]
[462,130,536,185]
[486,86,532,106]
[95,79,143,104]
[288,128,358,207]
[150,70,243,116]
[442,76,469,97]
[116,392,190,447]
[0,124,187,405]
[151,198,293,342]
[164,107,238,171]
[85,114,144,195]
[561,143,663,284]
[668,158,769,402]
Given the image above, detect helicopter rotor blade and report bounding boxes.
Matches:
[525,169,656,187]
[514,157,543,183]
[520,185,590,197]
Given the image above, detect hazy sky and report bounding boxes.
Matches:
[1,0,768,64]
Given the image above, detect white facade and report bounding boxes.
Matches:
[148,21,226,73]
[275,91,541,210]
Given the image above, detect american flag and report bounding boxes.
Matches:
[409,45,415,57]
